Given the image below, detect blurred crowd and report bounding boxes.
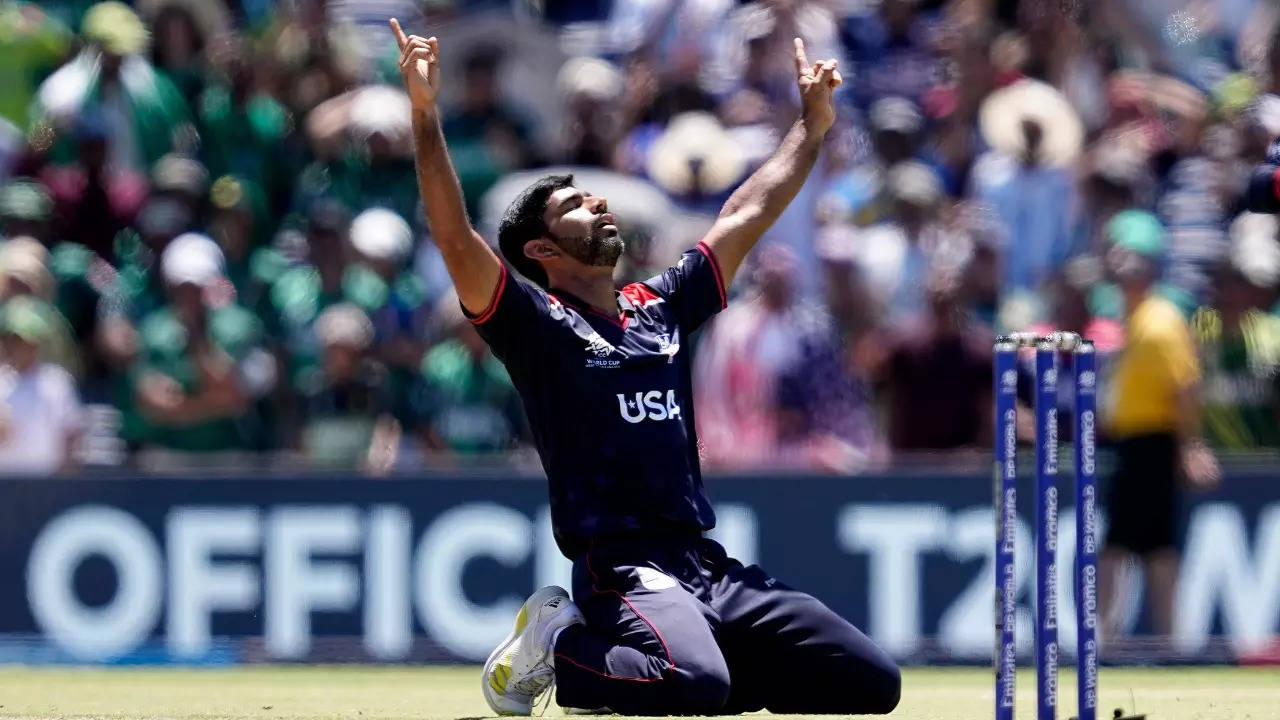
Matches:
[4,0,1280,476]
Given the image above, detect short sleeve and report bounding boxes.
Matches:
[459,264,547,359]
[641,242,728,333]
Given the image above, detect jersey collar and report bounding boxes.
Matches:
[547,287,633,327]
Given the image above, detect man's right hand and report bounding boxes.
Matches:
[1181,438,1221,492]
[390,18,439,110]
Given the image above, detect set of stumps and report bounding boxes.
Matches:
[993,332,1145,720]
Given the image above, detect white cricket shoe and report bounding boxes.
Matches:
[482,585,585,716]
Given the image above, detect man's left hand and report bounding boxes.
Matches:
[794,38,842,135]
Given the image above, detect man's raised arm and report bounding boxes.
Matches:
[700,38,842,287]
[390,18,502,316]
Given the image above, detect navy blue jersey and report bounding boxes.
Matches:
[462,242,728,557]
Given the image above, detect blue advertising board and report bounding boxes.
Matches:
[0,469,1277,664]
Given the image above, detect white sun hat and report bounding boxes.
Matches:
[646,112,747,196]
[979,79,1084,167]
[1228,211,1280,288]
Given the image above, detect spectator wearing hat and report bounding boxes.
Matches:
[346,207,430,409]
[297,302,399,474]
[972,79,1084,293]
[1190,212,1280,450]
[1100,209,1218,643]
[301,85,419,228]
[128,232,275,455]
[0,237,79,376]
[819,96,930,228]
[557,56,624,167]
[820,160,962,327]
[410,293,527,460]
[0,296,83,475]
[31,1,191,171]
[149,152,208,216]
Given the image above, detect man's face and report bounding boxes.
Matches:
[170,282,206,326]
[322,343,360,381]
[539,186,624,269]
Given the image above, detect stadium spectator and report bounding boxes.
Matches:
[38,111,148,261]
[411,297,527,460]
[301,85,418,226]
[196,46,294,213]
[819,96,925,228]
[128,233,274,458]
[695,244,878,471]
[0,237,79,376]
[0,0,71,131]
[149,152,209,218]
[145,0,213,107]
[344,207,430,416]
[1191,212,1280,450]
[0,296,83,475]
[841,0,940,110]
[874,264,992,451]
[206,175,270,298]
[0,0,1275,477]
[31,2,191,171]
[298,302,398,473]
[820,160,960,326]
[972,80,1082,292]
[1100,210,1219,642]
[267,199,354,389]
[442,44,538,216]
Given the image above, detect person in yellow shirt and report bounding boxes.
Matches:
[1101,210,1220,643]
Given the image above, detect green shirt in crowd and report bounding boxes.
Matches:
[129,303,263,451]
[0,1,71,129]
[1192,307,1280,449]
[414,339,525,454]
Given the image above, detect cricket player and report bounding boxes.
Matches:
[389,18,900,716]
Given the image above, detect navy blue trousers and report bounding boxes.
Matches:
[553,534,901,715]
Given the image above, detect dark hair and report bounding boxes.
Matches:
[498,174,574,288]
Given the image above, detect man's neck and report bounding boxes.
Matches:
[549,271,617,314]
[1122,284,1153,320]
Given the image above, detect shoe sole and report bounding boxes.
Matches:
[481,586,569,716]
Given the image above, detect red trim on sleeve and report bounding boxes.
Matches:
[467,264,508,325]
[1271,167,1280,204]
[620,282,662,306]
[696,242,727,309]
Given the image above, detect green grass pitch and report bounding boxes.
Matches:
[0,665,1277,719]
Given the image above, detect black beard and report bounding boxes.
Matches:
[553,226,625,268]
